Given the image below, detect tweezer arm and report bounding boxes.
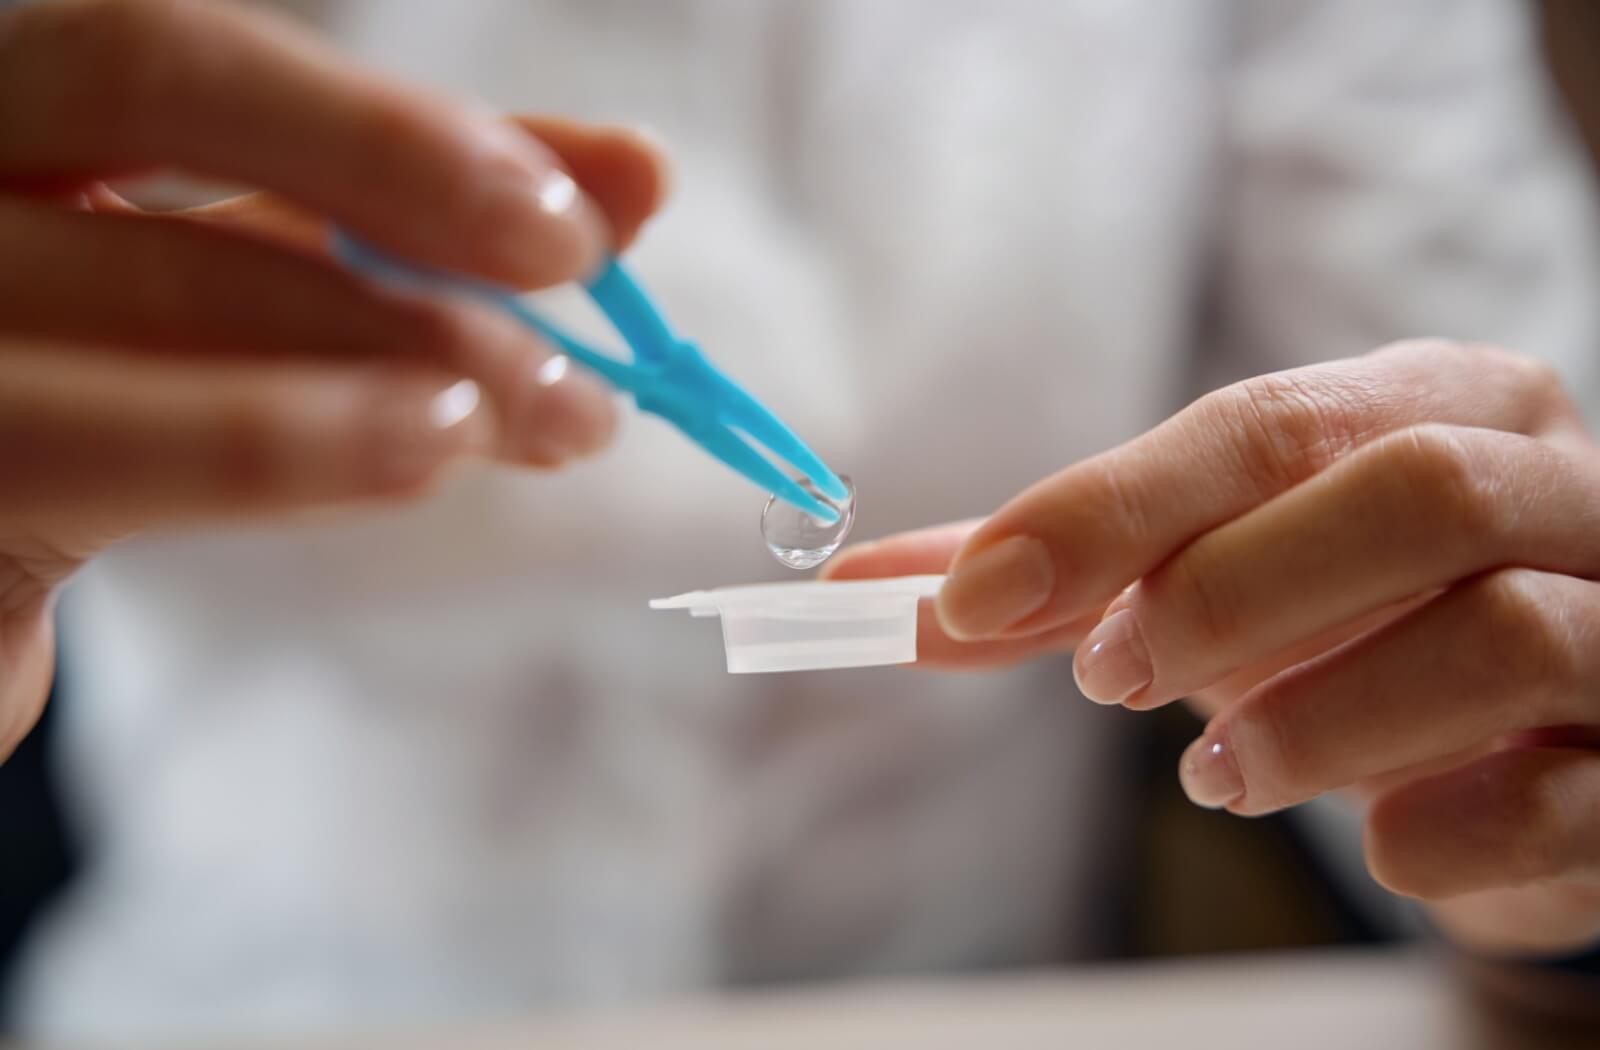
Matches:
[328,229,844,520]
[585,260,676,362]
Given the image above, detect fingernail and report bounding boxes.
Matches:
[823,539,878,575]
[1179,729,1246,810]
[514,354,617,465]
[1102,582,1138,619]
[624,123,674,203]
[473,125,606,285]
[1073,607,1152,704]
[935,535,1054,639]
[626,122,670,156]
[536,353,572,387]
[427,376,483,431]
[373,377,488,491]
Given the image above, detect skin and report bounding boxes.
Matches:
[828,338,1600,960]
[0,0,670,759]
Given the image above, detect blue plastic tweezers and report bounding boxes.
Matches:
[331,231,847,522]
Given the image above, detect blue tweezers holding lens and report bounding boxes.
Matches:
[331,232,847,523]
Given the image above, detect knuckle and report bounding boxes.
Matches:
[1463,570,1576,701]
[1460,340,1554,390]
[1228,687,1317,812]
[1459,341,1572,416]
[1367,336,1513,380]
[1491,760,1577,886]
[1378,339,1576,421]
[1247,698,1310,802]
[1080,457,1157,546]
[1506,353,1565,403]
[1203,371,1361,491]
[1364,753,1587,899]
[1156,550,1243,654]
[1380,425,1504,540]
[1501,352,1577,421]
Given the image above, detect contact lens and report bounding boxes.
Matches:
[762,476,856,570]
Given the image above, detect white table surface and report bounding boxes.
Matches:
[57,948,1585,1050]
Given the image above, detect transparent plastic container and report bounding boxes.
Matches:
[650,576,945,673]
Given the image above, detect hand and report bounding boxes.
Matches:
[0,0,669,758]
[829,339,1600,956]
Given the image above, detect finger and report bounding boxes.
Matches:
[935,340,1579,641]
[0,341,490,527]
[912,604,1090,669]
[490,351,617,468]
[0,196,428,354]
[0,0,615,287]
[1176,569,1600,815]
[173,192,329,255]
[1424,879,1600,958]
[1077,425,1600,706]
[507,116,669,252]
[0,605,55,764]
[1364,747,1600,901]
[78,181,140,214]
[1184,596,1427,721]
[1,176,126,211]
[0,200,617,465]
[824,521,1098,668]
[822,520,983,580]
[177,120,668,257]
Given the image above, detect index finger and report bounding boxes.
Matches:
[0,0,616,287]
[175,117,670,259]
[935,340,1576,640]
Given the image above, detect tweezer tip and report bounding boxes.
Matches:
[810,503,842,526]
[783,490,840,525]
[814,471,849,503]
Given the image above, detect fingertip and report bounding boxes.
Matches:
[1072,605,1153,706]
[596,124,673,248]
[1360,794,1413,898]
[912,609,1087,671]
[817,540,882,580]
[507,115,672,252]
[826,519,983,582]
[500,352,618,468]
[457,122,609,287]
[361,374,493,496]
[199,365,492,512]
[934,534,1055,640]
[322,101,610,291]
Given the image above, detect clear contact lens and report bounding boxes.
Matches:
[761,476,856,571]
